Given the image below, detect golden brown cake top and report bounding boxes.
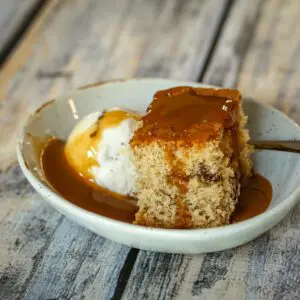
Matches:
[131,86,241,145]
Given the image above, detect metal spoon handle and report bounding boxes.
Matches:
[250,141,300,153]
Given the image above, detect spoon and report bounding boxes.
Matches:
[250,140,300,153]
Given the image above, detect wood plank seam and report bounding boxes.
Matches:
[198,0,234,82]
[203,0,266,88]
[0,0,49,69]
[111,248,139,300]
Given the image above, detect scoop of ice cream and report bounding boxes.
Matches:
[65,108,141,195]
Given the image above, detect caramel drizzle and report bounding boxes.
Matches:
[64,110,140,185]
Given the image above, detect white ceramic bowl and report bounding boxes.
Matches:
[17,78,300,254]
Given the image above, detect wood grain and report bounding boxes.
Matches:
[0,0,41,54]
[122,1,300,299]
[238,0,300,124]
[0,0,229,299]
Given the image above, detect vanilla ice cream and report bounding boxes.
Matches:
[65,108,141,195]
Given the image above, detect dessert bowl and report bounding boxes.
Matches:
[17,78,300,254]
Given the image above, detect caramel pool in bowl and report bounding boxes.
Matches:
[41,138,272,226]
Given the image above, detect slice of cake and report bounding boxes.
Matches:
[130,86,253,228]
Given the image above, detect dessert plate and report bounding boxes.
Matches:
[17,78,300,254]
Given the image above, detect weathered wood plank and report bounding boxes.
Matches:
[0,0,229,299]
[0,0,41,54]
[238,0,300,124]
[203,0,264,88]
[122,1,300,299]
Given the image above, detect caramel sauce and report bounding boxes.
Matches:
[65,110,140,182]
[131,86,240,144]
[41,138,272,226]
[231,173,272,223]
[41,139,137,223]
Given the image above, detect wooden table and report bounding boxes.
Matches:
[0,0,299,299]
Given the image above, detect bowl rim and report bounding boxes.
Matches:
[17,78,300,238]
